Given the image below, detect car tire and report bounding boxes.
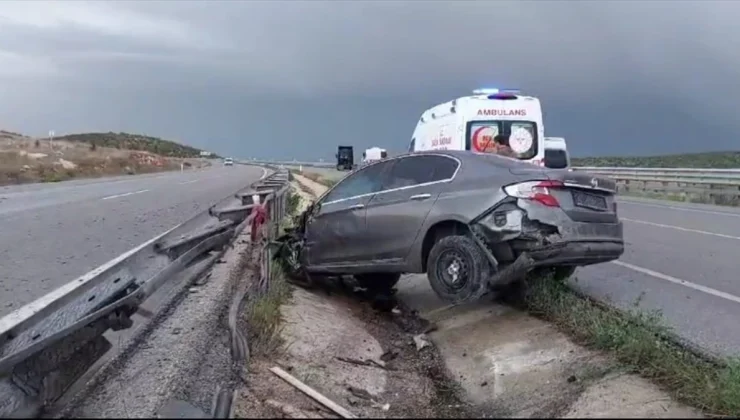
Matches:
[427,235,492,304]
[354,273,401,294]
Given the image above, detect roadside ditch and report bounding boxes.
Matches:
[282,169,740,418]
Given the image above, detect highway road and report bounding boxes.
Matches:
[0,164,266,318]
[295,166,740,359]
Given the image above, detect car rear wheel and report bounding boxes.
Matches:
[427,235,492,304]
[354,273,401,294]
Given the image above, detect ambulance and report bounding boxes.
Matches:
[409,88,546,165]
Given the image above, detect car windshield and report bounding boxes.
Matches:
[467,120,538,159]
[544,148,568,169]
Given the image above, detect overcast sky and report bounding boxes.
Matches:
[0,0,738,160]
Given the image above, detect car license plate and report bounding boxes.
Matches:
[572,190,607,211]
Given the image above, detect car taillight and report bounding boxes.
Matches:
[503,180,564,207]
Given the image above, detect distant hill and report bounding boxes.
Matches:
[0,129,217,186]
[55,132,217,159]
[571,151,740,169]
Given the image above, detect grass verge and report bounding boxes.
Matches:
[289,169,338,188]
[242,188,302,357]
[512,275,740,417]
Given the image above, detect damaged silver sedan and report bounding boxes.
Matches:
[277,150,624,303]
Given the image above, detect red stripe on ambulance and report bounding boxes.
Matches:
[477,109,527,117]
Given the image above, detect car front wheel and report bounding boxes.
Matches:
[427,235,492,304]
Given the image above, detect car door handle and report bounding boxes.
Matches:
[349,203,365,209]
[410,193,431,201]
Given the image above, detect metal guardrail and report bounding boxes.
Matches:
[578,167,740,205]
[0,165,291,418]
[247,159,740,205]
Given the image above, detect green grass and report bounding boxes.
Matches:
[572,151,740,169]
[244,261,292,356]
[516,275,740,417]
[243,190,301,356]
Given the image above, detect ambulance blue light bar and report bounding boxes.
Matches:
[473,88,521,95]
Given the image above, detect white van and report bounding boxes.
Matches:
[362,147,388,164]
[543,137,570,169]
[409,88,546,165]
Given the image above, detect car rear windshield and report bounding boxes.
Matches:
[544,148,569,169]
[465,120,538,159]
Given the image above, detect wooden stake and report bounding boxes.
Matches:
[268,366,357,419]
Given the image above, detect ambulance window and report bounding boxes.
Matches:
[508,122,536,156]
[466,120,538,159]
[544,149,569,169]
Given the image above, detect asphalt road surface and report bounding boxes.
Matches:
[0,164,266,318]
[292,166,740,359]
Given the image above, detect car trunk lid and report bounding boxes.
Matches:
[546,169,619,223]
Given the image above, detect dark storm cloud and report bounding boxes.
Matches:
[0,0,738,159]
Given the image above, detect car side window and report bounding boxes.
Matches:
[322,162,388,203]
[383,156,433,190]
[384,155,459,190]
[429,155,458,181]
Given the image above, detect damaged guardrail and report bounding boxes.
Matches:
[0,166,291,418]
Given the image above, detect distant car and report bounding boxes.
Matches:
[277,150,624,303]
[543,137,570,169]
[224,158,234,166]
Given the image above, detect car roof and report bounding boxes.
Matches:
[393,149,537,171]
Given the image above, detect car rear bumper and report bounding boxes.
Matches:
[528,219,624,266]
[528,239,624,266]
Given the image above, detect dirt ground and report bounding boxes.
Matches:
[239,171,703,419]
[234,180,475,419]
[0,131,209,185]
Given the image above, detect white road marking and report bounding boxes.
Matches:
[179,180,198,185]
[0,221,184,335]
[101,189,150,200]
[259,167,268,180]
[619,199,740,219]
[611,260,740,305]
[622,217,740,241]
